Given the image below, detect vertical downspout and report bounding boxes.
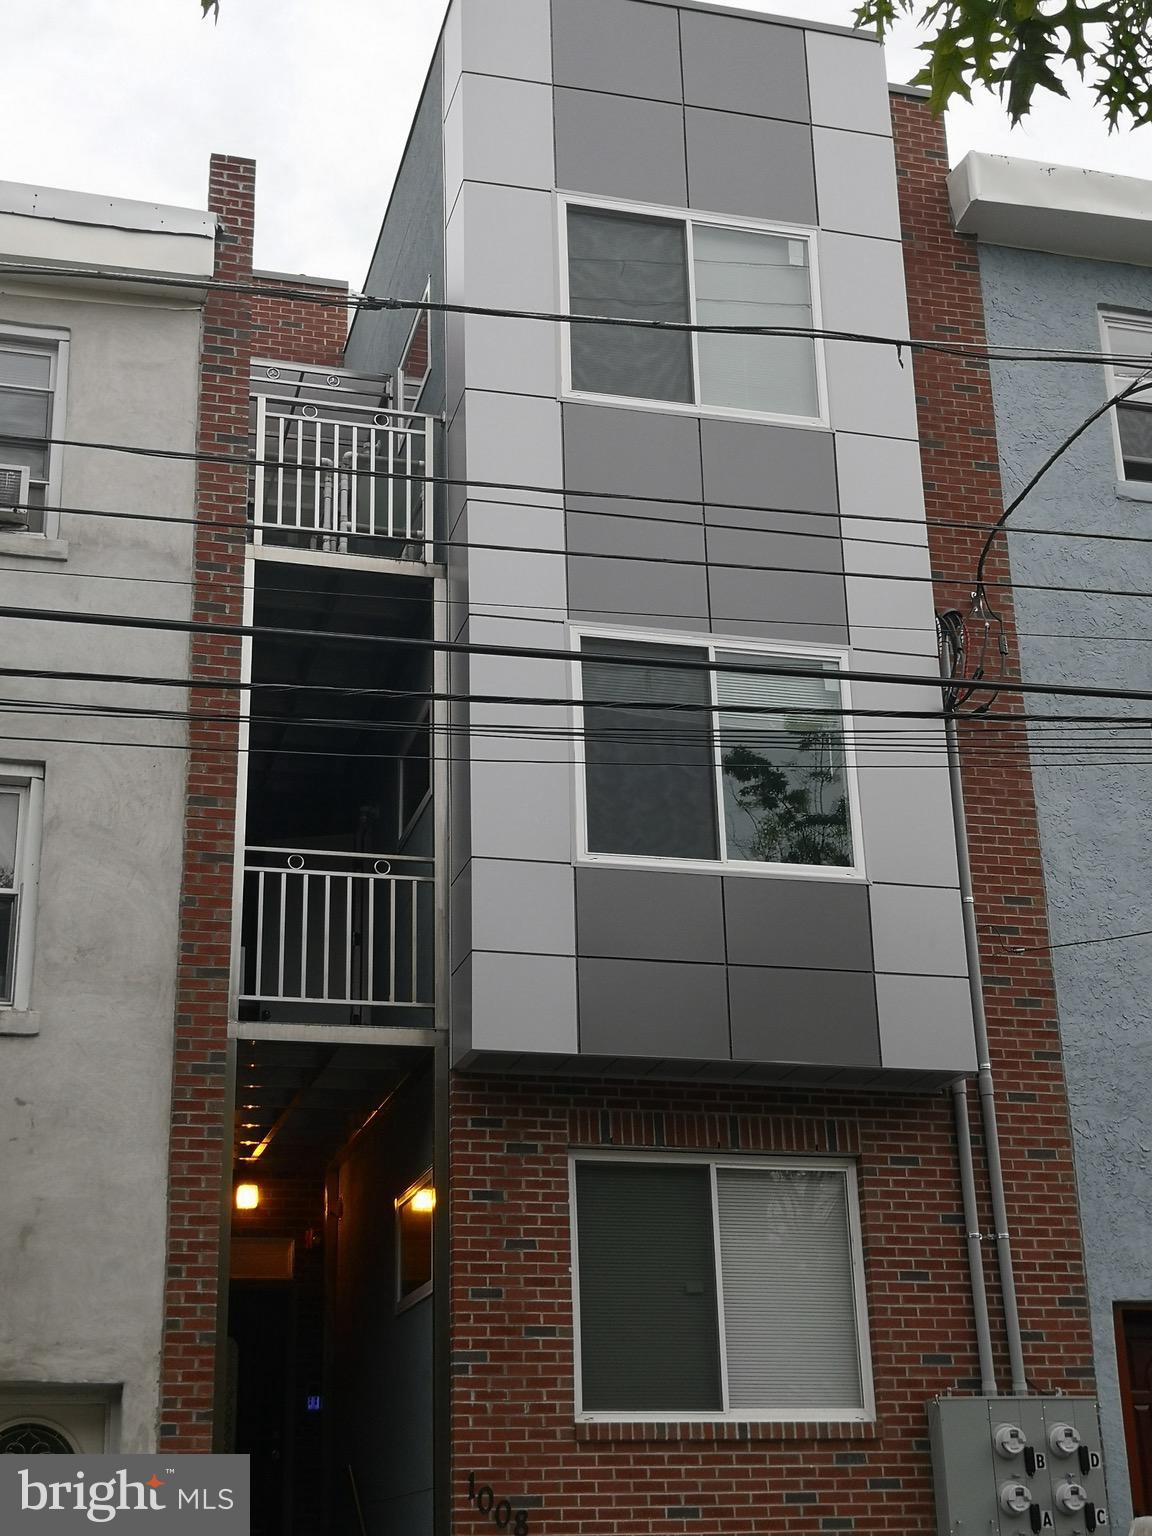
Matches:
[942,660,1029,1395]
[952,1077,998,1394]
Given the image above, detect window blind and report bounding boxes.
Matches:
[576,1162,723,1413]
[716,1168,864,1412]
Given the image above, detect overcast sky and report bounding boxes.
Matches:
[3,0,1149,286]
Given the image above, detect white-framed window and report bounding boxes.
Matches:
[1101,310,1152,483]
[569,1152,873,1423]
[0,765,44,1012]
[572,628,863,878]
[0,328,68,538]
[397,280,431,415]
[395,1173,435,1311]
[559,194,826,427]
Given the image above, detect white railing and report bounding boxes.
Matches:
[239,847,434,1013]
[251,395,434,562]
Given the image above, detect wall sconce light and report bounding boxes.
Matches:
[235,1182,260,1211]
[407,1186,436,1214]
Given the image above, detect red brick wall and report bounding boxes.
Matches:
[890,87,1092,1395]
[252,275,348,367]
[160,152,255,1453]
[445,96,1095,1536]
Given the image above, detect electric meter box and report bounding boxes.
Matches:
[929,1396,1108,1535]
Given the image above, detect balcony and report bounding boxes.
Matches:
[250,363,435,564]
[238,846,435,1029]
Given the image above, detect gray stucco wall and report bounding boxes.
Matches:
[981,240,1152,1530]
[435,0,973,1084]
[0,285,198,1450]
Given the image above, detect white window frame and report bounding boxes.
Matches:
[0,764,44,1013]
[394,1170,435,1313]
[568,1149,875,1424]
[397,279,432,415]
[570,625,866,881]
[0,325,69,541]
[557,193,829,430]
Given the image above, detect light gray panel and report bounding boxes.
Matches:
[451,953,474,1059]
[805,31,892,135]
[818,231,909,338]
[453,183,557,311]
[576,867,725,962]
[471,950,579,1054]
[570,510,705,563]
[452,0,553,87]
[812,126,901,240]
[705,520,842,578]
[680,10,809,121]
[708,563,847,645]
[462,497,566,555]
[461,389,562,508]
[450,859,472,971]
[467,615,571,762]
[685,109,816,224]
[723,877,872,970]
[563,403,703,523]
[569,554,710,630]
[555,89,687,206]
[876,974,976,1073]
[459,312,558,399]
[578,958,730,1058]
[700,418,837,518]
[854,749,960,887]
[845,570,937,655]
[729,966,880,1066]
[551,0,682,102]
[470,858,576,956]
[870,884,967,977]
[834,432,927,539]
[469,759,574,864]
[843,532,931,582]
[824,338,919,439]
[468,546,567,619]
[454,74,555,192]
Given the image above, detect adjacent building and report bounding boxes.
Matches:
[952,150,1152,1531]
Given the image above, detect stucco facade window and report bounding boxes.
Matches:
[0,333,66,537]
[575,632,862,876]
[1102,311,1152,482]
[570,1153,872,1423]
[562,197,825,425]
[0,766,43,1011]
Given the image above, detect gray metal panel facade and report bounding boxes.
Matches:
[424,0,975,1077]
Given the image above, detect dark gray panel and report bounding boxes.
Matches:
[729,966,880,1066]
[705,521,843,578]
[555,89,687,207]
[570,510,705,563]
[577,867,725,962]
[700,419,837,519]
[579,958,731,1058]
[563,403,703,523]
[723,877,872,970]
[685,110,816,223]
[569,554,710,629]
[708,564,847,644]
[680,10,809,122]
[552,0,683,102]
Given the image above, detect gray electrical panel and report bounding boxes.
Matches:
[930,1397,1109,1534]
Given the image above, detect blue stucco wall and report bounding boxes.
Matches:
[981,240,1152,1530]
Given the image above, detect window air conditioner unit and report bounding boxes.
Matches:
[0,464,30,528]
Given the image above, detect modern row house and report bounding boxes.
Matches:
[1,2,1141,1534]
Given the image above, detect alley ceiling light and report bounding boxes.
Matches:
[234,1183,260,1211]
[408,1187,436,1214]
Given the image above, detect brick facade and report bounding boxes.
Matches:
[252,274,348,368]
[444,96,1095,1535]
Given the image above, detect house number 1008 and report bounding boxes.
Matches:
[466,1472,529,1534]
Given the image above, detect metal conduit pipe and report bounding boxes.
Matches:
[941,645,1029,1396]
[952,1075,998,1395]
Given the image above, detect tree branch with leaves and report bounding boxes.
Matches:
[856,0,1152,127]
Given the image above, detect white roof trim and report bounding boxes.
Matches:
[949,151,1152,267]
[0,180,213,240]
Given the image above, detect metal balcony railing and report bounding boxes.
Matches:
[251,394,434,562]
[238,847,434,1015]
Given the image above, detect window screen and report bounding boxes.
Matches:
[716,1167,863,1412]
[582,639,718,860]
[694,227,818,416]
[0,344,54,532]
[567,208,693,404]
[1105,318,1152,481]
[575,1161,723,1412]
[716,656,851,867]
